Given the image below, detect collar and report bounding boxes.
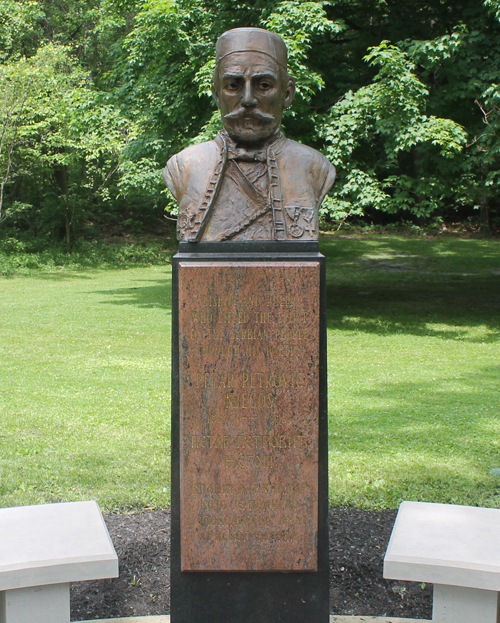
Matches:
[217,131,284,162]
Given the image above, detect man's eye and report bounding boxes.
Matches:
[259,81,273,90]
[225,82,240,91]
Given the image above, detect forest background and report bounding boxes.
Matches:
[2,0,500,252]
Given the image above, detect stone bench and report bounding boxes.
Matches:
[383,501,500,623]
[0,501,118,623]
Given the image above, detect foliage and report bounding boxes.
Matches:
[400,20,500,228]
[485,0,500,21]
[0,0,44,61]
[0,43,133,248]
[111,0,340,176]
[2,0,500,240]
[317,0,500,228]
[320,42,467,220]
[0,44,80,222]
[107,0,500,228]
[0,235,175,276]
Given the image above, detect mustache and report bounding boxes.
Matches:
[223,108,275,122]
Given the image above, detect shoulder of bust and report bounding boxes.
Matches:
[278,138,329,164]
[163,139,221,201]
[277,138,335,180]
[276,137,336,203]
[167,139,220,169]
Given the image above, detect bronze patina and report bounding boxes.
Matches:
[163,27,335,242]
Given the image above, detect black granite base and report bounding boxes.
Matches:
[170,242,328,623]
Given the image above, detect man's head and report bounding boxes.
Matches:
[212,28,296,146]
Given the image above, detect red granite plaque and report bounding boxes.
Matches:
[178,261,320,571]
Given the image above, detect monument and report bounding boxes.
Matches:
[166,26,334,623]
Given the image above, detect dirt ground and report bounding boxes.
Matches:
[70,508,432,621]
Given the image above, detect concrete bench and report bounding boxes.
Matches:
[384,501,500,623]
[0,501,118,623]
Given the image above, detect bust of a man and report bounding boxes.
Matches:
[163,27,335,242]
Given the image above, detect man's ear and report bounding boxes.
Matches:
[212,79,220,107]
[283,76,296,109]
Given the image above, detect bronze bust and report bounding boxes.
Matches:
[163,27,335,242]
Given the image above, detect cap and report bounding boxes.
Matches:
[215,28,288,70]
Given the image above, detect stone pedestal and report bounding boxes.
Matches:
[0,584,69,623]
[433,584,500,623]
[171,241,328,623]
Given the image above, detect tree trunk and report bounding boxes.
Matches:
[54,163,71,252]
[410,146,426,226]
[480,195,490,235]
[65,213,71,253]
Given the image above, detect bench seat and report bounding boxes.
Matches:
[384,501,500,623]
[0,501,118,623]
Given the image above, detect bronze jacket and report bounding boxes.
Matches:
[163,132,336,242]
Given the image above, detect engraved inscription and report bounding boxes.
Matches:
[178,261,320,571]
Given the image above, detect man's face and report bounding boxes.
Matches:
[213,52,295,145]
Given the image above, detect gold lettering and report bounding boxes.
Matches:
[225,392,238,408]
[252,373,262,388]
[194,372,236,388]
[224,392,275,409]
[190,435,231,449]
[254,311,271,323]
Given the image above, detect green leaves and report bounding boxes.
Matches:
[484,0,500,21]
[265,1,344,102]
[2,0,500,238]
[117,0,346,154]
[118,158,166,197]
[0,0,44,61]
[320,41,467,220]
[0,43,132,242]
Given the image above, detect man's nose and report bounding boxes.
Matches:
[241,81,257,108]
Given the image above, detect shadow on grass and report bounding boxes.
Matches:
[29,264,170,280]
[320,234,500,268]
[328,364,500,506]
[327,277,500,341]
[321,237,500,341]
[29,271,97,280]
[22,236,500,339]
[93,277,173,310]
[330,364,499,436]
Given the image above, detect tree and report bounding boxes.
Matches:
[315,0,500,228]
[0,45,70,223]
[0,0,44,61]
[107,0,342,210]
[0,44,132,248]
[319,42,467,224]
[111,0,484,227]
[3,0,500,239]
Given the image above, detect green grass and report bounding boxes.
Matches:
[0,236,175,276]
[322,234,500,508]
[0,267,172,511]
[1,234,499,511]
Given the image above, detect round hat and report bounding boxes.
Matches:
[215,28,288,70]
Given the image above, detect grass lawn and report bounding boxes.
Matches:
[1,234,499,511]
[323,234,500,508]
[0,266,172,511]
